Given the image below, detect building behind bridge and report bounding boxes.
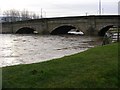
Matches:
[0,16,22,22]
[0,16,32,23]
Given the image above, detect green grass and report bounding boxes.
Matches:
[2,43,119,88]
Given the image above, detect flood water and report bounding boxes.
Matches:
[0,34,102,67]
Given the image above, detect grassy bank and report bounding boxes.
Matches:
[2,43,119,88]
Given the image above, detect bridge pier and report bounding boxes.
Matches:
[85,27,98,36]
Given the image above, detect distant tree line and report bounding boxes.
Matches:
[2,9,40,22]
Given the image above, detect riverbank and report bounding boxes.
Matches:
[2,43,118,88]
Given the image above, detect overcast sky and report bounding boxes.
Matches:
[0,0,119,17]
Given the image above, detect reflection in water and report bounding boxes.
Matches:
[0,34,102,67]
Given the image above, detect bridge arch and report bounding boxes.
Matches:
[98,25,114,36]
[16,27,37,34]
[50,25,77,35]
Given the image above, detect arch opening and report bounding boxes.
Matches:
[16,27,37,34]
[51,25,76,35]
[98,25,114,36]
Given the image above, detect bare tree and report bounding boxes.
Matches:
[32,13,40,19]
[3,9,40,22]
[21,10,40,20]
[9,9,20,21]
[21,9,31,20]
[3,9,20,22]
[3,10,10,17]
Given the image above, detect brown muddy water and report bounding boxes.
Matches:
[0,34,103,67]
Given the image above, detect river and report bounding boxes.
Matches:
[0,34,102,67]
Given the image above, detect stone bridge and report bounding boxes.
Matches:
[1,15,120,36]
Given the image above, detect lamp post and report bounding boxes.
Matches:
[118,1,120,42]
[41,8,43,18]
[40,8,47,18]
[99,0,102,15]
[118,1,120,15]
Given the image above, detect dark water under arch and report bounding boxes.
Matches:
[16,27,36,34]
[51,25,76,35]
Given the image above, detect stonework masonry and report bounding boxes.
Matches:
[1,15,120,36]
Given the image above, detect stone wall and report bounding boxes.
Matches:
[1,15,119,36]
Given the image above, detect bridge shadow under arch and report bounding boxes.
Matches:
[51,25,76,35]
[98,25,114,36]
[16,27,36,34]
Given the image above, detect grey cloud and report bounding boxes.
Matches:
[24,1,118,17]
